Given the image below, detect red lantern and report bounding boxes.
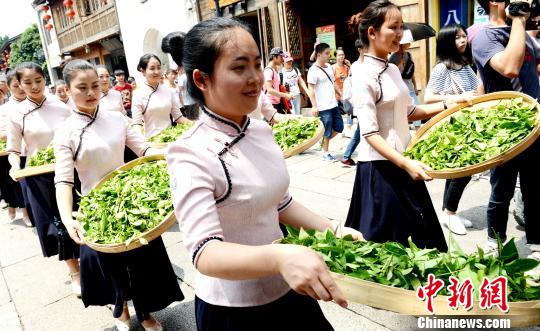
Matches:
[66,8,76,18]
[43,14,52,21]
[45,23,54,31]
[63,0,73,7]
[41,5,49,11]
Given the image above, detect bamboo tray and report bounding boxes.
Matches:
[82,154,177,253]
[0,151,8,157]
[14,163,55,180]
[333,272,540,327]
[148,142,169,150]
[409,92,540,179]
[282,119,324,159]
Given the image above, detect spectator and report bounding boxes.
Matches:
[425,24,483,235]
[389,29,420,128]
[307,43,344,161]
[113,69,133,115]
[264,47,293,114]
[333,48,353,136]
[341,38,365,166]
[472,0,540,259]
[54,80,76,109]
[127,76,137,90]
[281,52,308,115]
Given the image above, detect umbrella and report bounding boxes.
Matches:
[404,22,436,41]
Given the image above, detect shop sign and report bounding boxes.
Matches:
[440,0,469,27]
[315,25,336,59]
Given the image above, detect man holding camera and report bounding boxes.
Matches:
[472,0,540,260]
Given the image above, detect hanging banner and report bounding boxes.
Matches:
[440,0,469,27]
[474,1,489,24]
[315,25,336,59]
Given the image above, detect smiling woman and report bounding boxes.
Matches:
[162,17,363,331]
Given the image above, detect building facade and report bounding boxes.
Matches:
[114,0,199,84]
[32,0,127,82]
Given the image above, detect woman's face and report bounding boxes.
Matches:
[19,69,45,101]
[370,8,404,55]
[336,50,345,64]
[8,79,26,100]
[203,28,263,122]
[67,69,100,113]
[166,71,177,83]
[142,57,162,85]
[96,67,110,92]
[455,28,468,54]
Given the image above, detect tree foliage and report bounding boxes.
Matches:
[0,35,9,49]
[8,25,45,68]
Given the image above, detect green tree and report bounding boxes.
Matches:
[0,35,9,49]
[8,24,48,81]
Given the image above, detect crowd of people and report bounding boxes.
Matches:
[0,0,539,330]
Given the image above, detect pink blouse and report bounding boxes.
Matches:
[7,97,71,164]
[352,55,416,161]
[132,82,184,138]
[54,107,149,195]
[100,89,126,115]
[167,107,293,307]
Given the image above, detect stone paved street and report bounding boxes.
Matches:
[0,133,537,331]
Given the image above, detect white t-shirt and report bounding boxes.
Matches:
[307,64,337,111]
[281,67,301,96]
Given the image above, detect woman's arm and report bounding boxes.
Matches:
[298,76,309,97]
[409,101,450,121]
[8,153,20,181]
[55,184,84,244]
[365,134,432,181]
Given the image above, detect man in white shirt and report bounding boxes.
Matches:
[307,43,343,161]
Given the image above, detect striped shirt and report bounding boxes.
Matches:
[427,63,480,95]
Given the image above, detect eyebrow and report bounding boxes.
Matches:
[233,55,261,61]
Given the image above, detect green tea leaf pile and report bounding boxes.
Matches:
[28,145,55,167]
[80,160,173,245]
[0,140,6,152]
[282,226,540,302]
[149,124,193,143]
[273,118,319,151]
[404,98,538,170]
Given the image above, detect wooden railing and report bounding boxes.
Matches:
[56,5,120,52]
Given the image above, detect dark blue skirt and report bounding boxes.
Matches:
[0,156,25,209]
[195,291,333,331]
[80,236,184,322]
[345,161,448,252]
[24,172,80,260]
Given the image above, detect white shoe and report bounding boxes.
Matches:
[114,318,131,331]
[443,214,467,235]
[458,215,473,228]
[527,244,540,252]
[70,272,81,297]
[483,239,499,256]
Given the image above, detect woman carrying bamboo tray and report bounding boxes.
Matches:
[162,19,362,331]
[54,60,183,331]
[132,54,191,140]
[0,69,32,226]
[345,1,458,252]
[6,62,81,294]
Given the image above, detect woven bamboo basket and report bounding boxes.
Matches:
[333,272,540,327]
[409,92,540,179]
[0,151,8,157]
[82,154,176,253]
[148,142,169,149]
[14,163,55,180]
[282,119,324,159]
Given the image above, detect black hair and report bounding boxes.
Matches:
[15,62,45,81]
[334,47,345,57]
[315,43,330,55]
[113,69,125,76]
[436,24,473,69]
[62,59,96,86]
[161,17,252,105]
[137,54,161,72]
[127,76,135,83]
[165,68,177,75]
[358,0,400,47]
[477,0,490,13]
[55,79,67,87]
[95,64,109,73]
[355,38,364,50]
[6,69,17,86]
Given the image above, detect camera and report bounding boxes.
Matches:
[496,0,540,29]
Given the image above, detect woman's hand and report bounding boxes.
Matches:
[275,244,348,308]
[65,217,86,245]
[403,159,432,181]
[9,166,19,182]
[452,91,476,105]
[335,226,364,241]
